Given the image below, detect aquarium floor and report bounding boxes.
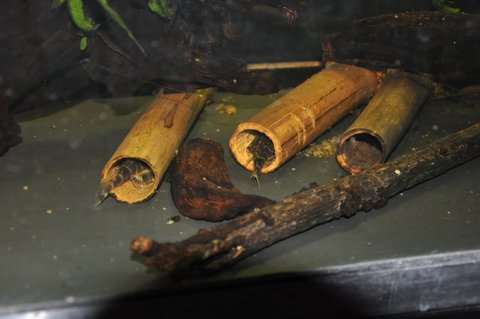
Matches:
[1,91,479,317]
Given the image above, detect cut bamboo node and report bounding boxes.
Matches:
[229,62,379,173]
[337,70,434,173]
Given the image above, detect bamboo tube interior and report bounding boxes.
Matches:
[232,128,277,173]
[103,156,158,202]
[337,129,385,173]
[336,70,433,174]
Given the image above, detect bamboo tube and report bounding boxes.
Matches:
[336,70,434,174]
[100,88,214,204]
[229,62,379,173]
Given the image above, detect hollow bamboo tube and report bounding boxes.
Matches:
[229,62,379,173]
[100,88,214,204]
[336,70,434,174]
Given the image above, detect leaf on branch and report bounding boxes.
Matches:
[147,0,174,20]
[97,0,146,55]
[432,0,461,13]
[66,0,96,32]
[79,36,88,51]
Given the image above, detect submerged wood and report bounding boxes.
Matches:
[0,113,21,156]
[0,1,304,156]
[324,11,480,87]
[1,6,479,156]
[131,122,480,275]
[336,70,434,173]
[169,138,274,221]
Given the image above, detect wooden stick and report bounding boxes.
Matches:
[246,60,322,70]
[131,122,480,275]
[229,62,379,174]
[336,70,434,173]
[100,88,214,204]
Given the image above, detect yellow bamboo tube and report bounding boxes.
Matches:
[336,70,434,174]
[229,62,379,173]
[100,88,214,204]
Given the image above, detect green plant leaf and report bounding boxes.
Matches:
[96,0,146,55]
[147,0,174,20]
[432,0,460,13]
[67,0,96,32]
[80,36,88,51]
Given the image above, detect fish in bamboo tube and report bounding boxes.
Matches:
[229,63,379,184]
[96,88,214,206]
[336,70,434,174]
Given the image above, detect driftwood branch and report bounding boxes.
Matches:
[130,122,480,275]
[324,11,480,87]
[0,0,302,156]
[2,6,479,156]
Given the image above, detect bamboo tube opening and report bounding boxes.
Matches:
[335,70,433,174]
[103,156,158,203]
[336,129,385,174]
[231,127,278,173]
